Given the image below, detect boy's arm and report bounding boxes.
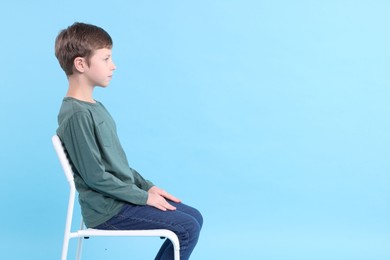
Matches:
[61,111,148,205]
[129,167,154,191]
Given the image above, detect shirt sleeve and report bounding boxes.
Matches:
[61,111,149,205]
[130,167,154,191]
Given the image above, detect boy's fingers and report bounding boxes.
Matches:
[162,192,181,203]
[153,194,177,211]
[149,187,181,205]
[161,198,176,211]
[166,202,177,210]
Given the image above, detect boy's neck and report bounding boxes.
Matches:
[66,75,96,103]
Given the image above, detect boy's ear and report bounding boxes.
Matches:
[73,57,87,73]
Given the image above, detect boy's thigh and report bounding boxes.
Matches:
[97,203,199,231]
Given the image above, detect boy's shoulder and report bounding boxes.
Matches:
[57,98,98,135]
[59,97,93,116]
[58,97,103,125]
[56,97,116,141]
[57,97,110,127]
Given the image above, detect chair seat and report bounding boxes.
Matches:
[72,228,179,240]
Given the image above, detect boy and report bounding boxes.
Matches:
[54,22,202,260]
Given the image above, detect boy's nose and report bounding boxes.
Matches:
[110,59,116,70]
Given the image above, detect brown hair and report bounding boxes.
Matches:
[55,22,113,76]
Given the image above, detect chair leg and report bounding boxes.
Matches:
[61,237,70,260]
[76,237,84,260]
[76,220,85,260]
[173,239,180,260]
[173,248,180,260]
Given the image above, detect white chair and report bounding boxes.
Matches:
[52,135,180,260]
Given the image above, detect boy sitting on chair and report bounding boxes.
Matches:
[54,22,202,260]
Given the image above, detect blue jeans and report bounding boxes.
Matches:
[95,201,203,260]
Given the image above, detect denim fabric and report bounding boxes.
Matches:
[95,201,203,260]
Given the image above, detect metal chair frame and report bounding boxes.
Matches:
[52,135,180,260]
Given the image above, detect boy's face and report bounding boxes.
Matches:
[84,48,116,87]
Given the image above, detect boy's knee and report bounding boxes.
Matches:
[182,215,202,238]
[189,213,202,239]
[193,208,203,229]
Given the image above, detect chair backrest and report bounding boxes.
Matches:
[52,135,74,183]
[52,134,79,234]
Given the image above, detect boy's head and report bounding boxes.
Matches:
[55,22,113,76]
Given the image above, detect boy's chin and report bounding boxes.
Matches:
[96,84,109,88]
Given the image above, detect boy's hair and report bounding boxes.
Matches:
[55,22,113,76]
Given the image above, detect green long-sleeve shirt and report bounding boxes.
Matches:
[57,97,154,228]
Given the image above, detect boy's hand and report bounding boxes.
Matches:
[147,186,181,211]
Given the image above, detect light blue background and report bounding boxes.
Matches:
[0,1,389,259]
